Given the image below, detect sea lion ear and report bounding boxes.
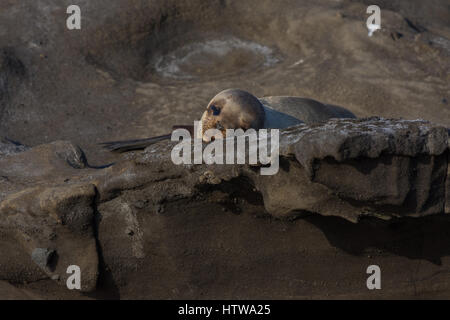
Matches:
[209,104,221,116]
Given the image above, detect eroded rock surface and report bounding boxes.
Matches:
[0,117,448,297]
[0,141,99,292]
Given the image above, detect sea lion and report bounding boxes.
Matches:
[101,88,356,152]
[198,89,356,141]
[198,89,302,142]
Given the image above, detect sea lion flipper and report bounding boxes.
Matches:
[100,134,171,153]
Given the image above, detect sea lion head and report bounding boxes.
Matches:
[199,89,265,142]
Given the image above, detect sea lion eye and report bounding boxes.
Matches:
[210,105,221,116]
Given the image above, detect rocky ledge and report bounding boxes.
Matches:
[0,117,448,295]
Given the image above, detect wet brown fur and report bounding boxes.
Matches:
[200,89,265,138]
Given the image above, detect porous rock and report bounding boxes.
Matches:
[0,141,99,292]
[0,117,448,295]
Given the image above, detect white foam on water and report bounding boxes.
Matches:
[154,36,280,79]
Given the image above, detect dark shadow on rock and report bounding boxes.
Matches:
[85,199,121,300]
[248,157,291,175]
[47,250,58,273]
[303,213,450,265]
[0,48,26,123]
[196,176,266,215]
[87,163,115,170]
[59,142,114,170]
[404,17,427,33]
[279,157,291,173]
[2,137,26,147]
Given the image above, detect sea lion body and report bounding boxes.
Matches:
[102,88,357,150]
[260,96,356,125]
[260,104,303,128]
[200,89,356,141]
